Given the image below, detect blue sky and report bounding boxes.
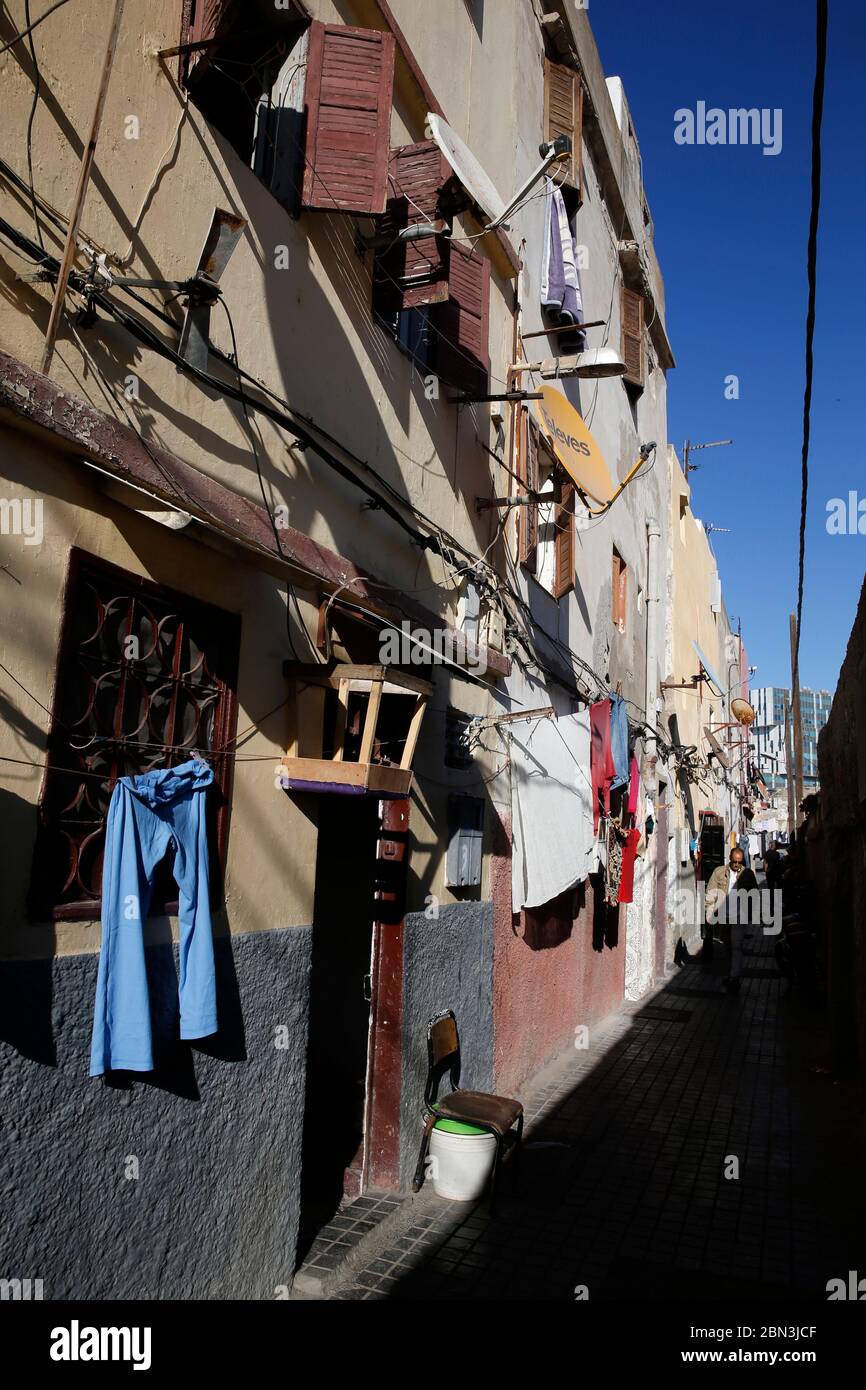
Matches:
[590,0,865,692]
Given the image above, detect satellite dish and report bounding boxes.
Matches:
[532,387,615,506]
[178,208,247,372]
[426,112,507,226]
[703,726,730,769]
[691,640,725,696]
[731,698,756,726]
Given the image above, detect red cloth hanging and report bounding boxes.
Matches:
[627,754,640,817]
[590,699,616,833]
[618,827,641,904]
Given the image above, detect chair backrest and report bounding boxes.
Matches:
[424,1009,461,1107]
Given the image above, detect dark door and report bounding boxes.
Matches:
[297,794,381,1255]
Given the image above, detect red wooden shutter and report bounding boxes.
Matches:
[372,141,451,315]
[433,240,490,395]
[518,410,539,573]
[544,60,583,195]
[302,22,396,215]
[621,286,644,388]
[187,0,234,46]
[553,480,575,598]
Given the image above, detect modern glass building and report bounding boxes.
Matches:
[751,685,833,792]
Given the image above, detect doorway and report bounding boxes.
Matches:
[297,794,382,1254]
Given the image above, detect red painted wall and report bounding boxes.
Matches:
[491,810,625,1096]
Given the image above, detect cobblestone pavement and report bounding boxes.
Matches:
[328,926,866,1301]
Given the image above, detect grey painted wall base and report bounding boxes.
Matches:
[399,900,493,1187]
[0,926,312,1300]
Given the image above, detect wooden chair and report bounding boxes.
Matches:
[411,1009,523,1209]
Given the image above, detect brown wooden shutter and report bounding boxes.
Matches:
[544,59,583,195]
[433,240,490,395]
[187,0,234,46]
[301,22,396,215]
[518,409,539,573]
[621,286,644,388]
[553,480,575,598]
[372,141,450,316]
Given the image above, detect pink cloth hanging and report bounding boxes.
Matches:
[627,754,640,817]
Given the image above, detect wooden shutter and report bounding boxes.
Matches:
[518,409,539,573]
[553,480,575,599]
[621,286,644,388]
[433,240,490,395]
[301,22,396,215]
[544,59,583,195]
[372,141,451,316]
[187,0,234,46]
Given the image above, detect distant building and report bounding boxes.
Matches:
[752,685,833,793]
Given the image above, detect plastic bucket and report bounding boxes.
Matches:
[429,1122,496,1201]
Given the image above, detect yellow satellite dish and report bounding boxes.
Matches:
[532,387,615,506]
[731,698,756,726]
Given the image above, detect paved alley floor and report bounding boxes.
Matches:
[327,927,866,1301]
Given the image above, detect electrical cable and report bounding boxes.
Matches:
[0,0,71,55]
[22,0,46,251]
[794,0,827,682]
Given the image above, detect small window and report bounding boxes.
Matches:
[612,548,628,633]
[183,2,310,214]
[28,551,241,920]
[375,240,490,397]
[543,59,583,199]
[184,10,397,219]
[621,285,645,390]
[517,412,573,600]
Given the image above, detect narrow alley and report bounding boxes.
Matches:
[305,908,865,1303]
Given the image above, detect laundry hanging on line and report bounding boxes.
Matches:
[510,710,594,912]
[90,758,218,1077]
[589,698,616,833]
[609,693,630,790]
[540,178,588,351]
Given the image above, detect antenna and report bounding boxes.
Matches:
[91,208,247,372]
[682,438,732,480]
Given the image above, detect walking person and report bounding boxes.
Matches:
[706,846,759,995]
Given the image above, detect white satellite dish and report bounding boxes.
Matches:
[426,112,507,226]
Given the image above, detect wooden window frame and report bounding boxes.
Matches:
[28,550,240,922]
[543,58,583,200]
[621,285,645,390]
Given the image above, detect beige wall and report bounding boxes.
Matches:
[665,446,732,838]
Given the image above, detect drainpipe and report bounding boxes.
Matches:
[645,517,661,761]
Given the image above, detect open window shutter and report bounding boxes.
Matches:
[518,410,539,573]
[372,141,451,316]
[544,59,583,195]
[621,286,644,388]
[301,22,396,215]
[553,480,575,598]
[187,0,234,46]
[433,240,490,395]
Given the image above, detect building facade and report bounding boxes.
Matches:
[0,0,747,1297]
[661,445,748,956]
[752,684,832,794]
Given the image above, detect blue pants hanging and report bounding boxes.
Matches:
[90,759,217,1077]
[609,694,630,790]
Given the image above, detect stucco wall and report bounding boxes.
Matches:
[0,926,311,1298]
[399,900,493,1186]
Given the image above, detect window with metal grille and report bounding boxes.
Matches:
[28,550,241,920]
